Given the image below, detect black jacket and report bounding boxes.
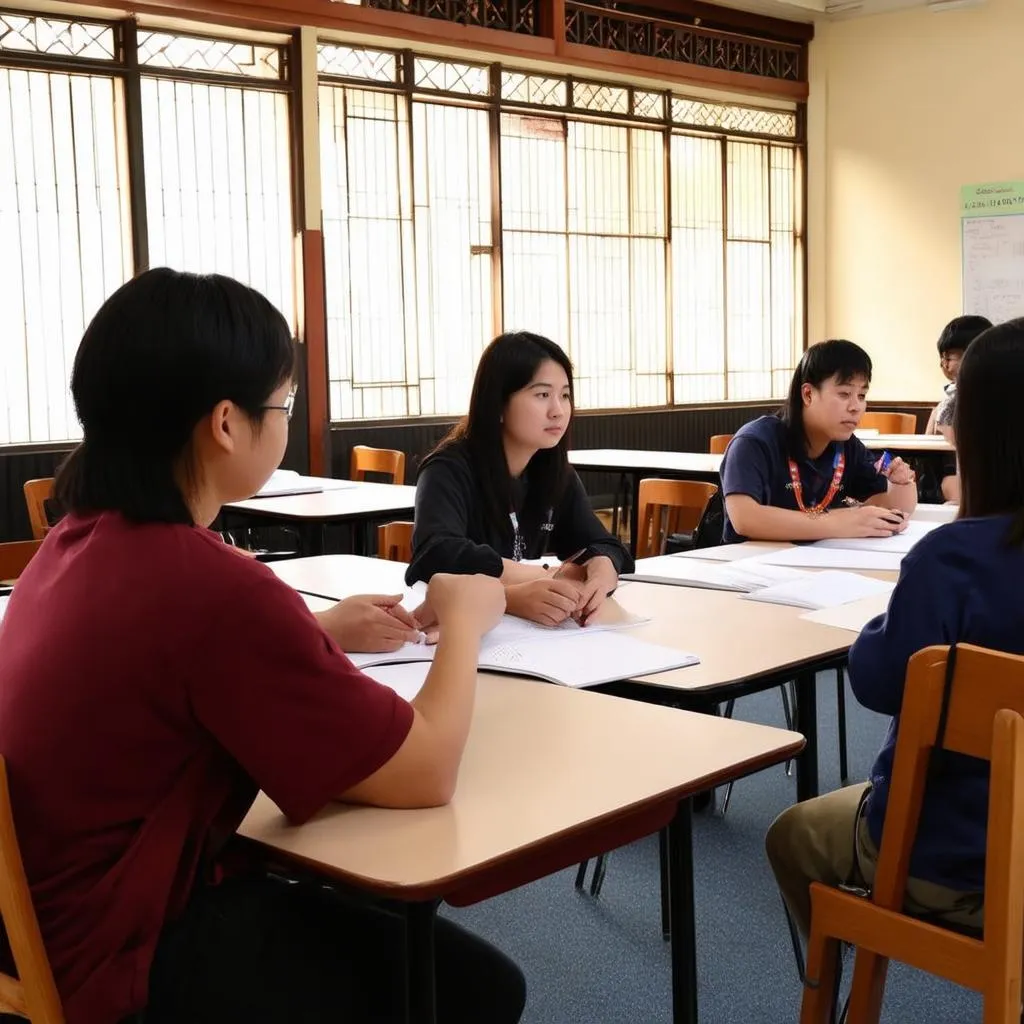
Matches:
[405,441,634,584]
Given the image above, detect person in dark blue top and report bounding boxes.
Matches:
[721,340,918,544]
[407,332,633,626]
[766,317,1024,943]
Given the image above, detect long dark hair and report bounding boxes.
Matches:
[55,268,295,525]
[780,339,873,455]
[428,331,574,540]
[956,318,1024,543]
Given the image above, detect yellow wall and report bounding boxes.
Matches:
[808,0,1024,401]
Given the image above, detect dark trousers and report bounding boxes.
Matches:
[132,874,526,1023]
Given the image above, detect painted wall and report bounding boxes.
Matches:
[807,0,1024,401]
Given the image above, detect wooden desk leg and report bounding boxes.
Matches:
[794,670,819,803]
[405,900,439,1024]
[667,798,698,1024]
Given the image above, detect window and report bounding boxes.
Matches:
[0,18,298,446]
[319,49,494,419]
[0,13,131,445]
[319,50,803,421]
[138,30,296,328]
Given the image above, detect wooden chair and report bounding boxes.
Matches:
[802,644,1024,1024]
[0,540,43,584]
[377,521,414,563]
[22,480,55,541]
[859,412,917,435]
[635,479,719,559]
[708,434,734,455]
[0,756,65,1022]
[350,446,406,485]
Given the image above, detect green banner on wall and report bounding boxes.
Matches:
[961,181,1024,218]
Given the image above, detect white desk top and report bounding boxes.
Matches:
[569,449,723,474]
[225,480,417,521]
[237,675,803,899]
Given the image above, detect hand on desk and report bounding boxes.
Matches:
[555,555,618,626]
[828,505,909,539]
[317,595,422,653]
[505,577,583,627]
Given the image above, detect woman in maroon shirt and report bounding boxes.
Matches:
[0,268,525,1024]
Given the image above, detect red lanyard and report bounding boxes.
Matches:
[788,450,845,515]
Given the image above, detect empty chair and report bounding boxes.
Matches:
[635,479,719,559]
[0,540,43,583]
[22,479,57,541]
[802,644,1024,1024]
[377,521,414,563]
[708,434,734,455]
[350,446,406,485]
[0,755,65,1022]
[859,412,917,434]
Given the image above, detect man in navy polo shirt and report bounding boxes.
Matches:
[720,340,918,544]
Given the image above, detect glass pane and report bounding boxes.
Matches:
[0,69,131,444]
[136,31,283,79]
[141,78,296,327]
[568,121,628,235]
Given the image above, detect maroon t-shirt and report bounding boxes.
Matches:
[0,512,414,1023]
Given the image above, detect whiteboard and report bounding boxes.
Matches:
[962,214,1024,323]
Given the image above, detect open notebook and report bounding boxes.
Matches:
[740,570,893,611]
[346,613,696,688]
[254,470,357,498]
[624,556,809,592]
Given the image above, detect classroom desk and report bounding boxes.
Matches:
[223,480,417,555]
[569,443,954,549]
[237,674,803,1024]
[270,554,853,803]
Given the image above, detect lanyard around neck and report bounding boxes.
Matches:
[787,448,846,515]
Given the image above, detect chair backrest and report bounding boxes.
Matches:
[860,412,917,435]
[377,521,414,563]
[635,479,719,559]
[871,644,1024,949]
[0,541,44,583]
[708,434,734,455]
[22,480,55,541]
[0,757,65,1022]
[350,446,406,485]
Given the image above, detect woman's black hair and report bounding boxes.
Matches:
[956,318,1024,543]
[54,267,295,525]
[780,339,873,455]
[428,331,573,541]
[937,315,992,357]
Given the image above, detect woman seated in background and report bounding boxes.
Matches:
[406,331,634,627]
[719,339,918,544]
[766,316,1024,943]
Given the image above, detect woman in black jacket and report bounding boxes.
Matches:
[406,332,633,626]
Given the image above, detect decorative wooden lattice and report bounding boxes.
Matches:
[565,3,803,84]
[363,0,537,35]
[0,11,117,60]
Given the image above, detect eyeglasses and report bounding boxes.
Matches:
[262,387,297,422]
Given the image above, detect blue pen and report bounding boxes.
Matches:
[876,450,893,474]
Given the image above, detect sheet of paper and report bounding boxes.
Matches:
[0,595,9,622]
[800,591,892,634]
[668,543,784,563]
[748,546,905,572]
[625,556,808,592]
[477,630,699,688]
[362,661,432,701]
[741,571,894,611]
[814,519,939,555]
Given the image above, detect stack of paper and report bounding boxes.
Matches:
[799,591,892,633]
[750,546,906,572]
[0,595,9,623]
[815,519,940,555]
[741,571,894,611]
[255,470,357,498]
[624,556,810,592]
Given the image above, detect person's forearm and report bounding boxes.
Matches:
[727,500,838,541]
[500,559,548,584]
[886,480,918,515]
[408,625,482,797]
